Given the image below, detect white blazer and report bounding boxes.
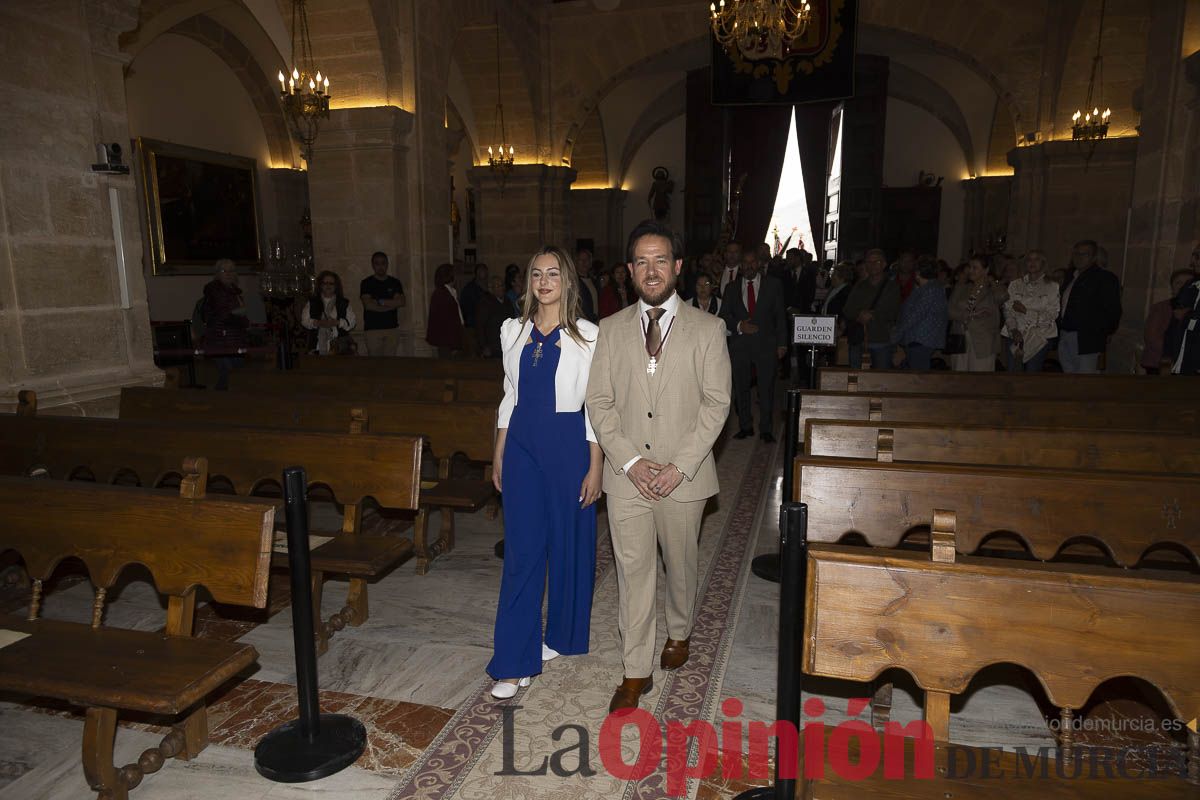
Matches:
[498,317,598,442]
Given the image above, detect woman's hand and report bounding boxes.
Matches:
[579,467,602,508]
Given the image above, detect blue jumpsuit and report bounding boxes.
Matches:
[488,326,596,680]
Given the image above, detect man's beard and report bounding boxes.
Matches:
[633,273,676,306]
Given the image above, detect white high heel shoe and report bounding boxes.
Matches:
[542,643,560,662]
[490,676,531,699]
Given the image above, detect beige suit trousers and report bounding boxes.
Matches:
[606,491,707,679]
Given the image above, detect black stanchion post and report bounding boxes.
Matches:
[255,466,366,783]
[735,502,808,800]
[751,389,801,583]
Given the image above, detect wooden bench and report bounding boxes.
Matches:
[801,535,1200,795]
[791,455,1200,730]
[805,420,1200,474]
[0,463,272,800]
[175,369,503,405]
[794,391,1200,443]
[117,387,495,573]
[291,354,503,381]
[818,366,1200,400]
[1,404,422,651]
[791,456,1200,567]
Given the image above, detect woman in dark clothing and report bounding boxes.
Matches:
[202,258,249,389]
[597,262,633,318]
[426,262,465,357]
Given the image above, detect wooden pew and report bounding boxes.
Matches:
[802,536,1200,794]
[0,463,273,800]
[791,456,1200,730]
[291,354,503,381]
[794,391,1200,443]
[0,408,422,650]
[805,420,1200,474]
[117,386,495,573]
[819,366,1200,400]
[791,456,1200,567]
[223,369,502,404]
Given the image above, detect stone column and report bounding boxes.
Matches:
[264,168,310,255]
[568,188,629,266]
[307,106,416,354]
[961,176,1013,258]
[1112,0,1200,373]
[1006,139,1139,270]
[0,0,161,414]
[468,165,577,270]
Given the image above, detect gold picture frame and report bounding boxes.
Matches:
[138,137,263,275]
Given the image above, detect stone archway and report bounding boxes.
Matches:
[166,14,294,167]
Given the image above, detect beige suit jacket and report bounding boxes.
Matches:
[585,300,732,502]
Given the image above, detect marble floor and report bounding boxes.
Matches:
[0,406,1173,799]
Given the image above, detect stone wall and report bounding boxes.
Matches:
[308,106,416,353]
[0,0,160,414]
[468,165,576,272]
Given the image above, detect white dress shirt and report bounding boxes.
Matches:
[737,274,762,334]
[621,291,681,474]
[719,265,740,296]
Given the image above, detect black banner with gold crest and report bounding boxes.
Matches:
[711,0,858,106]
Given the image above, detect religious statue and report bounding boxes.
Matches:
[647,166,674,222]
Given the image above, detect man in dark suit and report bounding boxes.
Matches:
[720,251,788,442]
[1058,239,1121,373]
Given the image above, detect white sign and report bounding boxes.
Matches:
[792,315,837,346]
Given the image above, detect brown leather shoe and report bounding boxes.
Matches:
[660,637,690,670]
[608,675,654,712]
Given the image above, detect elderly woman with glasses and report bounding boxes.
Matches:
[302,270,356,355]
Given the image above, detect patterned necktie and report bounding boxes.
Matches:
[645,308,665,357]
[747,278,757,316]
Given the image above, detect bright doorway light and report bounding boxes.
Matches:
[766,107,814,257]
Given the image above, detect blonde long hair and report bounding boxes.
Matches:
[520,246,592,345]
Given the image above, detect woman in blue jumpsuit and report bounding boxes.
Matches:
[489,246,602,699]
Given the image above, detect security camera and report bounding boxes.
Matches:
[92,142,130,174]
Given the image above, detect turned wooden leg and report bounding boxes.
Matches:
[83,707,125,800]
[439,505,456,553]
[346,578,368,626]
[1059,707,1075,767]
[870,681,893,730]
[174,706,208,761]
[311,568,329,655]
[414,509,431,575]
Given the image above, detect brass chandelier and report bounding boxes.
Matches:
[487,13,515,180]
[709,0,813,58]
[1071,0,1111,141]
[278,0,330,165]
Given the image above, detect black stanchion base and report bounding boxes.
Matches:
[254,713,367,783]
[733,788,777,800]
[494,539,505,559]
[750,553,781,583]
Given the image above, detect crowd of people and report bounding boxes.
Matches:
[197,236,1200,378]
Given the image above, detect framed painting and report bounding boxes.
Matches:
[138,138,263,275]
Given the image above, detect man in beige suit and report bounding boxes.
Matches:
[586,219,732,712]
